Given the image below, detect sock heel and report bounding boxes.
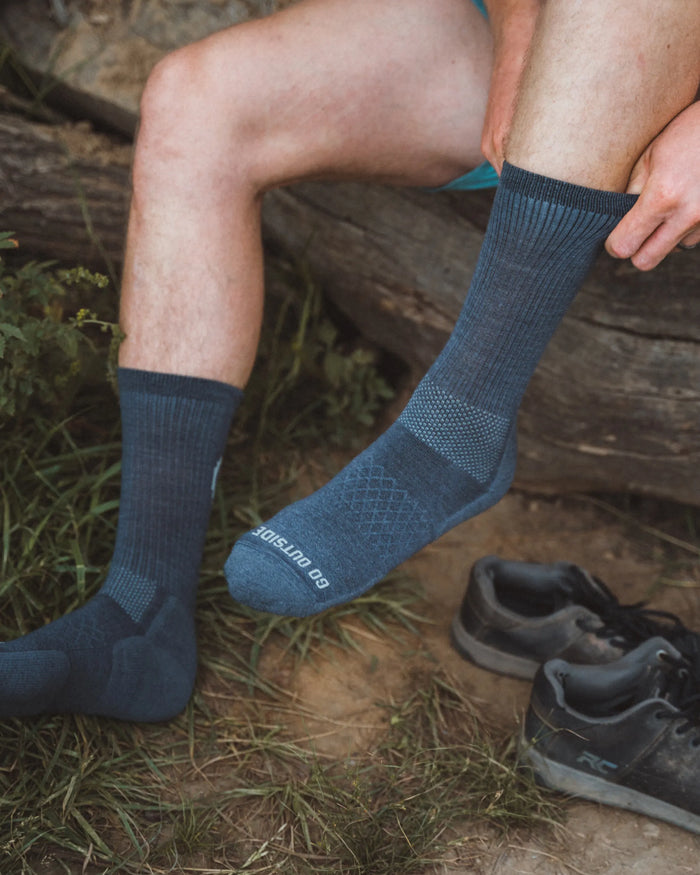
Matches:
[438,427,517,538]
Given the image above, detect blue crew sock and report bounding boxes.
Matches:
[0,368,241,721]
[226,163,636,617]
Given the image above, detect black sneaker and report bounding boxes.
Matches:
[520,636,700,834]
[451,556,685,680]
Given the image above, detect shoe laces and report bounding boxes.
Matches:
[656,640,700,743]
[571,567,687,650]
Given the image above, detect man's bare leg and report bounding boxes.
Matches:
[506,0,700,191]
[119,0,492,387]
[227,0,700,617]
[0,0,494,720]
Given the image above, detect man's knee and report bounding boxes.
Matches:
[133,34,261,192]
[138,46,197,140]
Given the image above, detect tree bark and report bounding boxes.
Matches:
[0,110,131,273]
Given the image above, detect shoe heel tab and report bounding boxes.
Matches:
[471,555,501,580]
[486,558,578,597]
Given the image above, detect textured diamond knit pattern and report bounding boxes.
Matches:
[399,379,511,482]
[339,464,432,544]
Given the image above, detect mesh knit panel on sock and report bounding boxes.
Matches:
[104,568,158,624]
[399,377,511,483]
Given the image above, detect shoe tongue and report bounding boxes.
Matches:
[645,660,676,701]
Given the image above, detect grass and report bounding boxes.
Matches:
[0,260,562,874]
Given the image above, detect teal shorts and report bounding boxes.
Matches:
[430,0,499,192]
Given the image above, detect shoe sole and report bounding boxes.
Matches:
[520,728,700,835]
[450,614,539,680]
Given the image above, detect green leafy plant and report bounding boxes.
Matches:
[250,260,395,452]
[0,234,118,424]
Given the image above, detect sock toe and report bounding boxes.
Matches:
[226,538,322,617]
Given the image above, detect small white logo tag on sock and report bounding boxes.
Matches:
[211,457,222,498]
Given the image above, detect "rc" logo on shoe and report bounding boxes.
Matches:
[577,750,618,775]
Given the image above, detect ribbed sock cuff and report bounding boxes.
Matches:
[118,367,243,408]
[501,162,638,218]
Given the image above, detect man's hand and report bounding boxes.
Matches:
[606,101,700,271]
[481,0,541,173]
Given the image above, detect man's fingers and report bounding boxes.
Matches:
[603,101,700,270]
[631,229,679,271]
[605,195,658,261]
[607,212,699,271]
[481,137,503,174]
[480,122,506,174]
[678,228,700,250]
[625,154,649,196]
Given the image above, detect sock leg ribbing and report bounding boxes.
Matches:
[226,164,636,617]
[0,369,241,721]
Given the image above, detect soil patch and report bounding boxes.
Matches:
[268,490,700,873]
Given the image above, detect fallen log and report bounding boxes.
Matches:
[0,110,131,271]
[1,0,698,506]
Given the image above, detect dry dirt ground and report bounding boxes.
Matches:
[259,489,700,874]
